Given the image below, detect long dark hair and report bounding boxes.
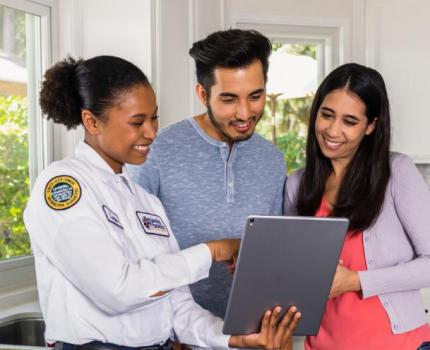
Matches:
[297,63,391,231]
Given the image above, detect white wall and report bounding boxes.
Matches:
[155,0,191,127]
[155,0,225,127]
[365,0,430,163]
[55,0,153,159]
[227,0,354,33]
[58,0,153,80]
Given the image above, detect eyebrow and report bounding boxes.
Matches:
[320,106,360,120]
[130,106,158,118]
[219,92,238,98]
[218,88,265,98]
[249,88,265,95]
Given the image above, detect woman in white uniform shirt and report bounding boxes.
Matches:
[24,56,300,350]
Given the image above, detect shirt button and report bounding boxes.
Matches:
[383,301,389,307]
[394,324,399,330]
[228,182,233,187]
[364,236,370,242]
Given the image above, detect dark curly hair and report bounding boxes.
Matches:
[39,55,150,129]
[189,29,272,97]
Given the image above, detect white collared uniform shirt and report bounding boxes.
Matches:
[24,141,229,348]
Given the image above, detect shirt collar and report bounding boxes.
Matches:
[74,141,137,194]
[187,117,253,149]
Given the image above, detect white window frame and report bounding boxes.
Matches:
[0,0,57,307]
[227,12,353,84]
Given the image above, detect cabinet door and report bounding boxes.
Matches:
[366,0,430,163]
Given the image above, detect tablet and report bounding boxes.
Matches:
[222,215,349,336]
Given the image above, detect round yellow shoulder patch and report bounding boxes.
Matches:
[44,175,82,210]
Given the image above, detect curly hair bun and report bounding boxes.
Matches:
[39,56,83,129]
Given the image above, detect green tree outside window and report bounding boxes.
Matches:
[256,43,316,174]
[0,95,31,258]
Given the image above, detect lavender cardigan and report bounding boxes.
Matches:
[283,152,430,334]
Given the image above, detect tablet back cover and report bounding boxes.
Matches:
[222,215,348,336]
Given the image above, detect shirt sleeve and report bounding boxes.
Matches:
[359,154,430,298]
[170,286,230,349]
[127,148,161,196]
[24,171,212,316]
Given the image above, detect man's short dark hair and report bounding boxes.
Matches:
[189,29,272,96]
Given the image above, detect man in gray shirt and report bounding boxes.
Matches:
[128,29,286,319]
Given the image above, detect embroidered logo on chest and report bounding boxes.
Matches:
[102,205,123,229]
[136,212,170,237]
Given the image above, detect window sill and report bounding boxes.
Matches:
[0,255,36,289]
[0,256,38,312]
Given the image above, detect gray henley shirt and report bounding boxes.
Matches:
[128,118,286,318]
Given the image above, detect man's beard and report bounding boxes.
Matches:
[207,103,262,143]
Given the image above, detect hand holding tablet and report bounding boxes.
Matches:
[228,305,301,350]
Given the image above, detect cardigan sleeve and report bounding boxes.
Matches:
[283,169,303,215]
[359,154,430,298]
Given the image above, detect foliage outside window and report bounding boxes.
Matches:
[0,5,31,259]
[0,95,30,258]
[256,43,317,174]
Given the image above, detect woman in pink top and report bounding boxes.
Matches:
[284,63,430,349]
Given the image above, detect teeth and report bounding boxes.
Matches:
[133,145,148,151]
[325,140,342,149]
[234,122,250,128]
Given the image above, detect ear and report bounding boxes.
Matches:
[81,109,102,135]
[195,83,208,106]
[365,117,378,135]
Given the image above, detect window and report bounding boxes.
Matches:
[256,41,320,174]
[0,0,53,263]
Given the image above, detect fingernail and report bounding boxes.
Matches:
[296,312,302,318]
[290,306,297,312]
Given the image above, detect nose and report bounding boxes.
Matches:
[142,119,158,141]
[326,119,342,138]
[236,100,252,121]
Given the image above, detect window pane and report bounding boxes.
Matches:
[256,42,319,174]
[0,5,40,259]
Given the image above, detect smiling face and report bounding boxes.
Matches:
[315,88,376,169]
[83,84,159,173]
[196,59,266,143]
